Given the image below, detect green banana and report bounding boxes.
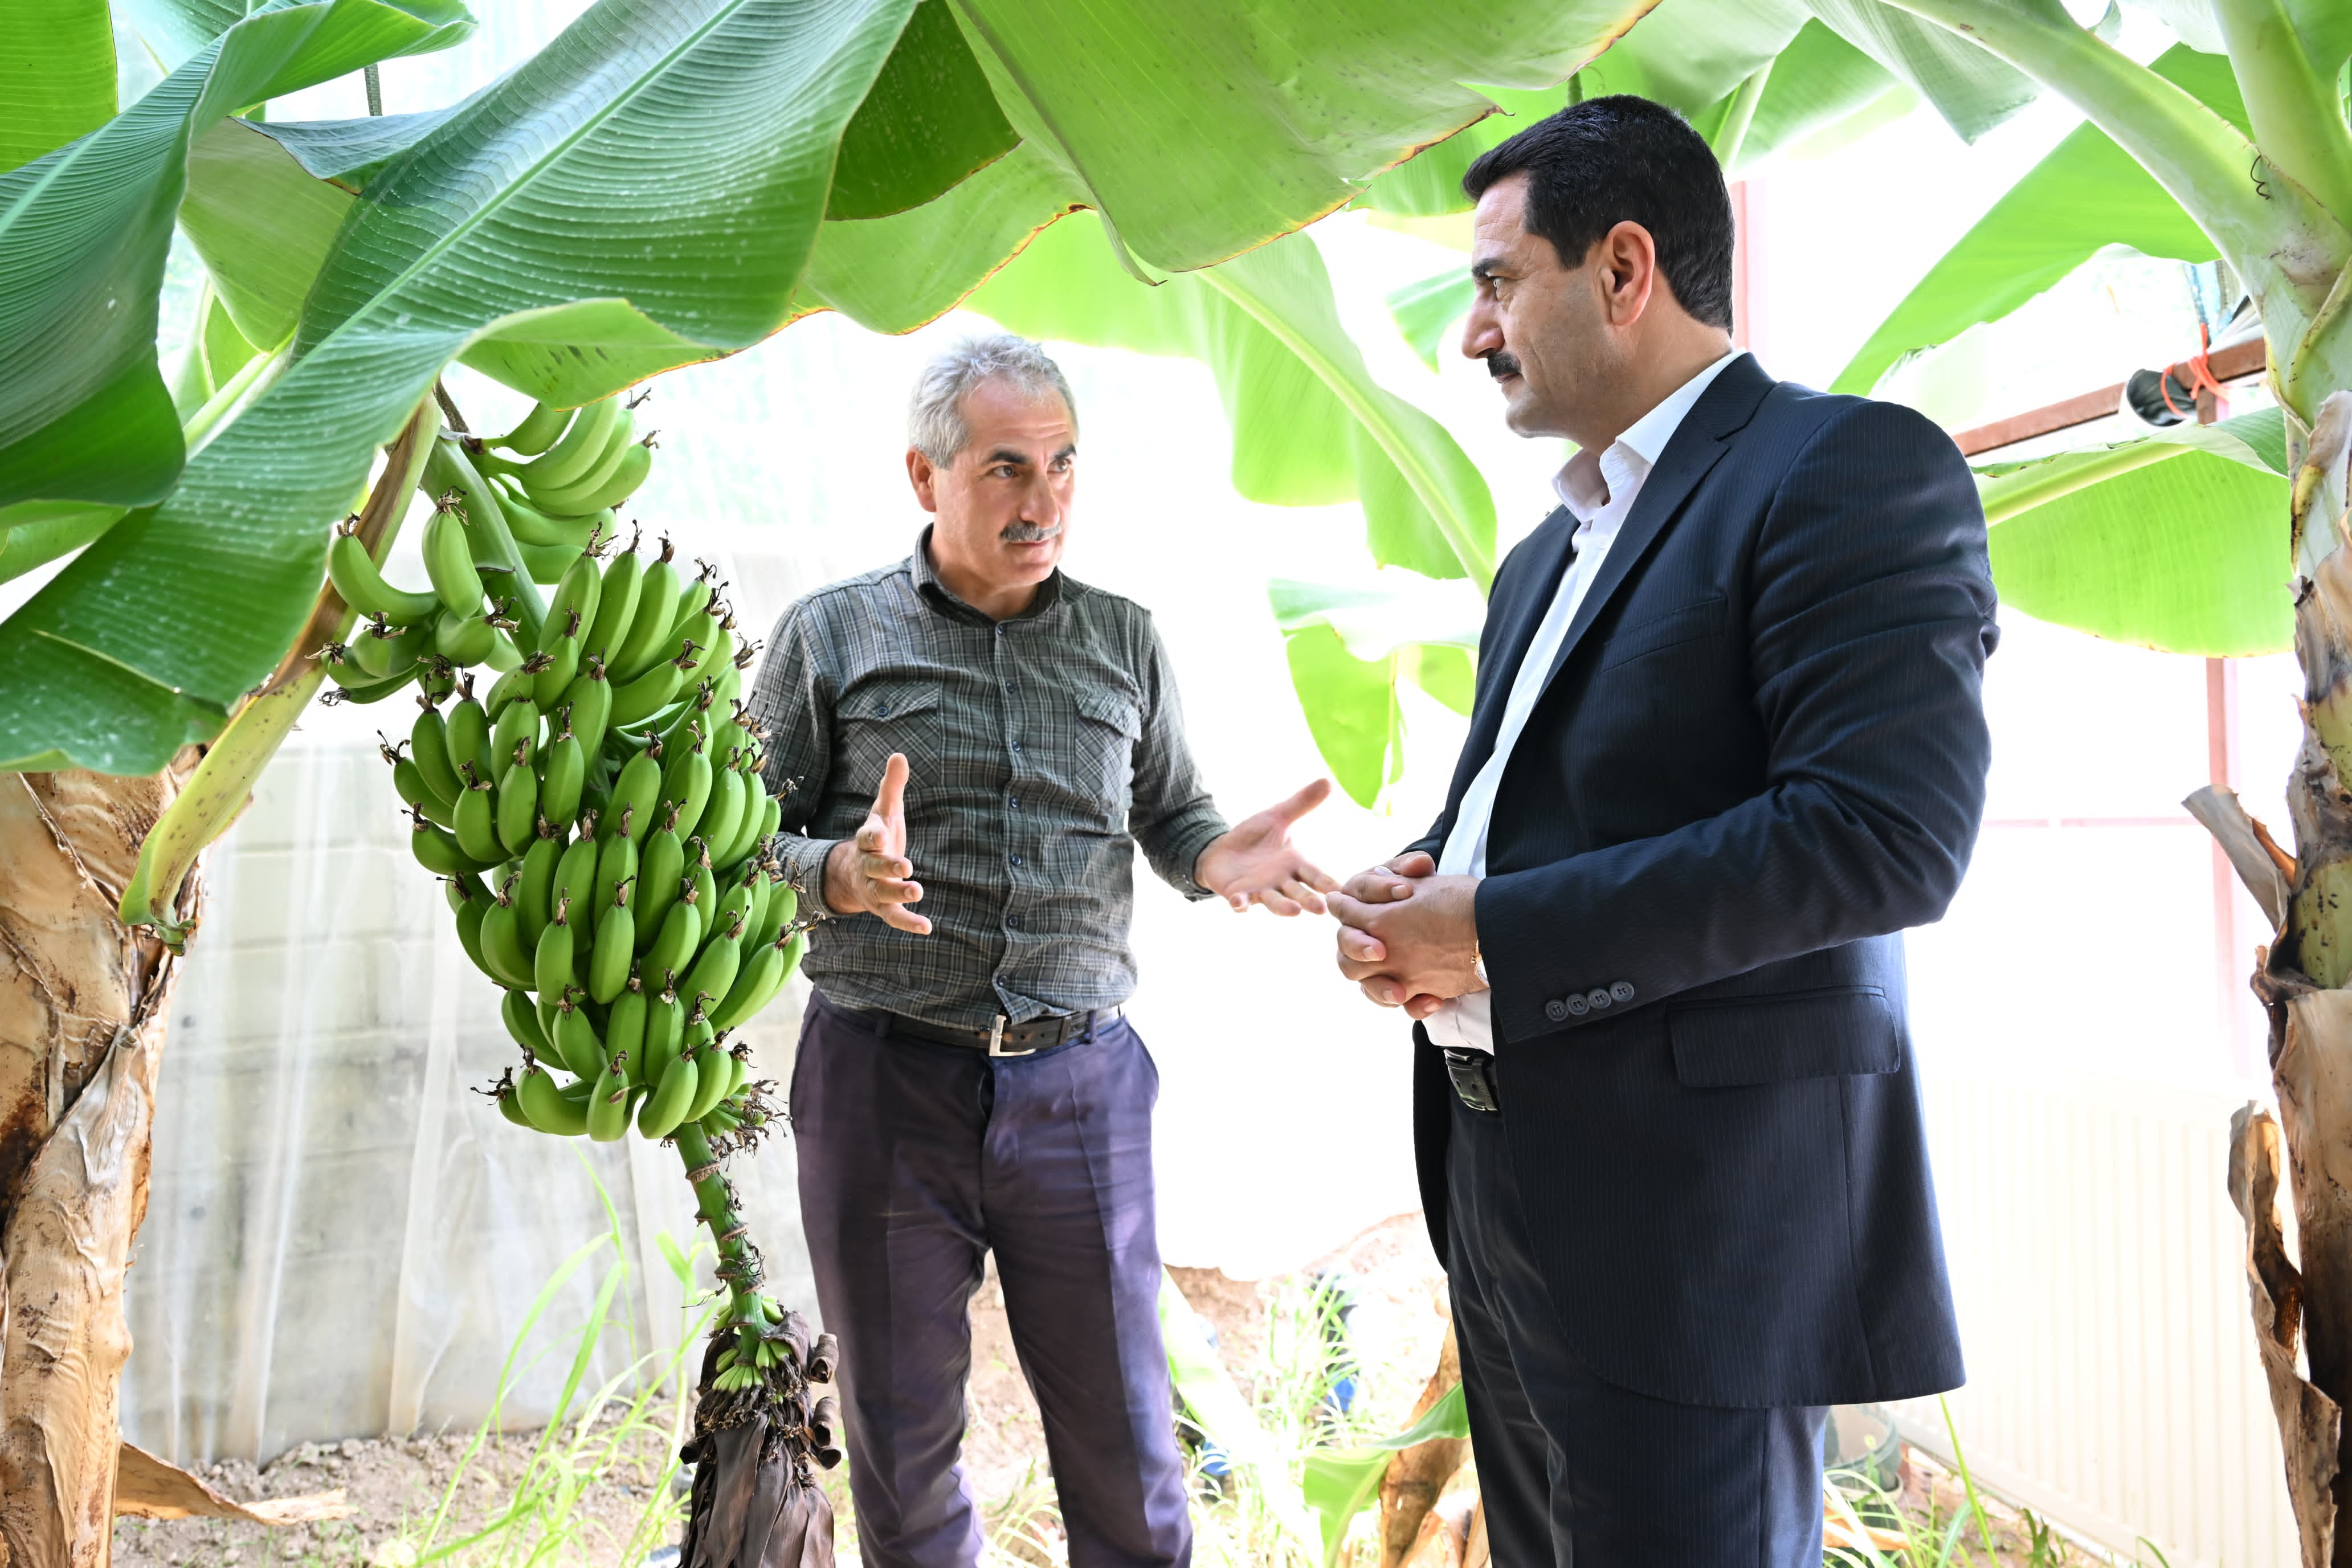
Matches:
[658,731,714,843]
[642,979,684,1083]
[606,744,663,846]
[516,1064,590,1135]
[329,521,438,623]
[590,880,635,1003]
[552,833,600,931]
[480,880,537,990]
[495,481,613,548]
[533,612,582,708]
[561,659,612,763]
[712,936,786,1030]
[687,841,717,919]
[585,1051,635,1142]
[646,895,703,982]
[609,538,683,681]
[534,436,650,516]
[522,407,634,510]
[435,608,497,665]
[711,873,756,941]
[606,974,648,1082]
[492,400,571,456]
[697,765,748,872]
[410,699,462,805]
[609,653,690,729]
[520,394,620,492]
[540,554,602,656]
[484,666,533,721]
[582,531,643,662]
[352,614,430,680]
[636,826,684,949]
[517,828,564,952]
[499,1079,537,1130]
[718,787,778,873]
[681,1038,734,1126]
[410,810,487,878]
[446,687,496,784]
[750,873,797,951]
[664,572,716,657]
[737,864,770,949]
[555,995,607,1079]
[681,916,743,1014]
[423,501,483,617]
[455,895,491,977]
[636,1051,699,1140]
[520,542,583,583]
[502,988,551,1056]
[539,713,585,827]
[453,765,504,864]
[492,694,540,767]
[496,753,538,856]
[592,835,638,934]
[534,893,577,1000]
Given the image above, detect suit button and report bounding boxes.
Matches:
[1545,999,1570,1022]
[1610,981,1636,1003]
[1564,995,1588,1016]
[1587,989,1612,1011]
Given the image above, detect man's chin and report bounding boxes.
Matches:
[999,540,1063,578]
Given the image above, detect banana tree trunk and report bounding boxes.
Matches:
[2216,383,2352,1568]
[0,760,203,1568]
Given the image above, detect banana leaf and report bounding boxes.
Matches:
[0,0,471,515]
[1299,1384,1472,1568]
[1831,46,2246,395]
[1269,575,1481,806]
[965,212,1497,587]
[0,0,923,774]
[0,0,117,176]
[1980,406,2290,656]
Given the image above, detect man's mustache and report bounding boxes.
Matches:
[1485,351,1522,380]
[1001,521,1063,543]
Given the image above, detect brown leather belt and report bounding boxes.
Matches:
[844,1003,1114,1057]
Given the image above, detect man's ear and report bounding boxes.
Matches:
[1599,220,1659,328]
[905,447,941,513]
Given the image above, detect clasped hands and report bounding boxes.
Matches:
[1328,851,1487,1020]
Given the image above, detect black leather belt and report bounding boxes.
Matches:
[1443,1048,1501,1113]
[845,1003,1113,1057]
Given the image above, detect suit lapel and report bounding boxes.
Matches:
[1530,354,1773,701]
[1452,508,1573,783]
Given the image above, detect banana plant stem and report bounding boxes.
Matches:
[673,1124,761,1329]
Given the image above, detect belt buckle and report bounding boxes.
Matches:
[1443,1048,1500,1113]
[988,1014,1036,1059]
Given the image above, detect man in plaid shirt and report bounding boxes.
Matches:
[752,334,1334,1568]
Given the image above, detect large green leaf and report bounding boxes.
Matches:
[0,0,472,511]
[0,0,116,177]
[945,0,1682,275]
[965,211,1496,585]
[1358,0,2032,217]
[0,0,925,774]
[1981,407,2290,656]
[1299,1385,1472,1568]
[824,0,1016,220]
[1269,575,1480,805]
[1832,46,2245,395]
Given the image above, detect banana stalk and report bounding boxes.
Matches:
[119,395,444,944]
[673,1123,838,1568]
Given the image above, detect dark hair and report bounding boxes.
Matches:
[1461,95,1734,332]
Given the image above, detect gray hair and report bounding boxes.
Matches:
[907,334,1077,467]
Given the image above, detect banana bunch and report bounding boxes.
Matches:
[377,511,803,1153]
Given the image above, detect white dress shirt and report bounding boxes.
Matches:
[1426,350,1741,1054]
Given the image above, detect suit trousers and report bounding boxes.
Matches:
[790,991,1192,1568]
[1445,1085,1827,1567]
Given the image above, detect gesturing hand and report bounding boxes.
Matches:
[1194,778,1341,916]
[823,752,932,934]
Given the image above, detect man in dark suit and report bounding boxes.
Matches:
[1329,96,1995,1566]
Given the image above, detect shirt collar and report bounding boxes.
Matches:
[1551,349,1745,524]
[909,524,1064,623]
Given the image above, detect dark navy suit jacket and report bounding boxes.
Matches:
[1409,352,1995,1409]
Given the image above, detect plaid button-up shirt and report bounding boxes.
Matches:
[750,530,1230,1029]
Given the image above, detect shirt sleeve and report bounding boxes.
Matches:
[1128,614,1228,900]
[750,598,844,919]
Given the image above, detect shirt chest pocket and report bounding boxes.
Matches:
[839,679,944,795]
[1063,689,1142,813]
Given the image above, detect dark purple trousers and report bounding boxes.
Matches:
[790,991,1193,1568]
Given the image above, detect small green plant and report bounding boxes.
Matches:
[381,1163,722,1566]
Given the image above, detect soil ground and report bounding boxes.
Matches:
[110,1212,2115,1567]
